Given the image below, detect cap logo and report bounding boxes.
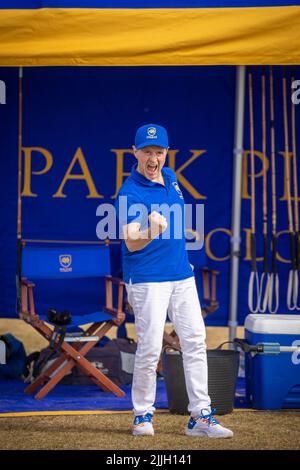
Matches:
[147,127,157,139]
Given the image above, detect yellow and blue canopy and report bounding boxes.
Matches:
[0,1,299,66]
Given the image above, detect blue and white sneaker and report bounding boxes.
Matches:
[185,408,233,438]
[133,412,154,436]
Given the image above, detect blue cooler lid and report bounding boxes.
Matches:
[245,314,300,334]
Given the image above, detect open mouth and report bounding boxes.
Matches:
[146,162,158,174]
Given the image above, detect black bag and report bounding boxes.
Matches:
[0,334,28,380]
[30,337,137,387]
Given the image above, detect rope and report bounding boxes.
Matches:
[291,66,300,310]
[267,66,279,313]
[247,67,260,313]
[259,66,271,312]
[283,67,297,310]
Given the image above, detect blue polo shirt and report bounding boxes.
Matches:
[115,163,193,284]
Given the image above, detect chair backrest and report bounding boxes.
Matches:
[21,242,111,279]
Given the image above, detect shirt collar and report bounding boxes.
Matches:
[131,163,169,187]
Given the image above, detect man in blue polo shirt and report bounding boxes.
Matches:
[115,124,233,439]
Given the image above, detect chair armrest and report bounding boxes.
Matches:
[21,278,35,288]
[201,267,220,275]
[20,278,38,321]
[103,307,125,326]
[105,275,125,286]
[105,275,126,323]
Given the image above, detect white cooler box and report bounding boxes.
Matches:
[244,314,300,410]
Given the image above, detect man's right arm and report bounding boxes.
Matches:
[123,211,168,252]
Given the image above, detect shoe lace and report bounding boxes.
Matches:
[144,412,153,423]
[199,408,219,426]
[134,412,153,425]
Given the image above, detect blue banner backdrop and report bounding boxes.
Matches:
[0,66,300,325]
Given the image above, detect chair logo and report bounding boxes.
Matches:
[172,181,184,199]
[59,254,72,272]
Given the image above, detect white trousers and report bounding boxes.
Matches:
[126,276,211,417]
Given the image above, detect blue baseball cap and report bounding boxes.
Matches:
[135,124,169,150]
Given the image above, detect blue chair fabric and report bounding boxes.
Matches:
[18,240,126,400]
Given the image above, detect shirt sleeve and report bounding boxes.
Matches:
[115,191,148,229]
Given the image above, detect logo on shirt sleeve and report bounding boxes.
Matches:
[172,181,184,199]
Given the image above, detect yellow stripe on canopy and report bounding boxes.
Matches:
[0,6,299,66]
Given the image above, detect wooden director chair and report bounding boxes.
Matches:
[17,240,126,400]
[163,252,220,352]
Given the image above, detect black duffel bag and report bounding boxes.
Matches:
[29,337,137,387]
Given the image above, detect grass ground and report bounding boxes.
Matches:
[0,411,299,450]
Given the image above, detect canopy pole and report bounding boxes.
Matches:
[16,66,23,317]
[17,66,23,241]
[228,66,246,343]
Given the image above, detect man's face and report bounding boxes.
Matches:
[133,145,168,181]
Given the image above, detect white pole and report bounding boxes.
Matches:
[229,65,246,343]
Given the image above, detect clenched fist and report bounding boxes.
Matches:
[148,211,168,238]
